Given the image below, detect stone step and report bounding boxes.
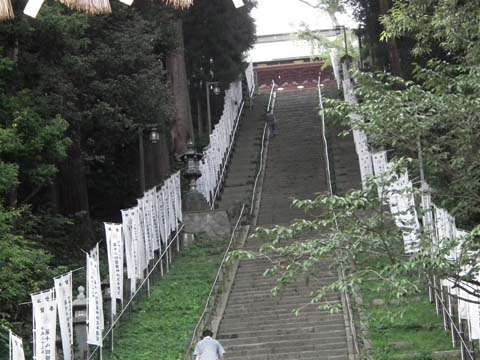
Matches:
[221,329,347,348]
[219,313,345,332]
[225,338,348,357]
[218,322,345,340]
[226,350,349,360]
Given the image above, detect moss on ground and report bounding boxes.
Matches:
[361,279,454,359]
[104,238,228,360]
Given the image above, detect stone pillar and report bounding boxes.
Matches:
[72,286,87,360]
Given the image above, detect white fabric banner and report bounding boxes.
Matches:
[465,285,480,340]
[141,196,155,261]
[175,172,183,224]
[86,252,103,347]
[54,273,73,360]
[147,189,161,251]
[245,61,255,95]
[167,177,177,232]
[156,190,166,245]
[23,0,45,18]
[31,289,57,360]
[121,208,137,295]
[161,182,170,235]
[10,330,25,360]
[132,206,147,278]
[232,0,244,8]
[105,223,124,317]
[330,49,341,89]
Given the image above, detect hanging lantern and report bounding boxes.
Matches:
[163,0,193,9]
[0,0,14,20]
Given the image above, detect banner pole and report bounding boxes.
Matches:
[147,265,151,298]
[111,313,114,352]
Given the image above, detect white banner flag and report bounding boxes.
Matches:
[138,198,154,262]
[87,253,103,347]
[121,208,137,295]
[31,289,57,360]
[9,331,25,360]
[156,190,166,245]
[161,185,170,240]
[148,189,161,251]
[175,172,183,223]
[54,273,73,360]
[167,177,177,233]
[105,223,124,317]
[23,0,45,18]
[132,207,146,278]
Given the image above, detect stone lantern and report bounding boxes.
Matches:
[182,141,209,212]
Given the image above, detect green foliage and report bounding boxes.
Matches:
[362,279,453,359]
[0,1,177,351]
[297,28,360,69]
[184,0,256,85]
[231,169,454,312]
[104,238,228,360]
[380,0,480,63]
[324,65,480,228]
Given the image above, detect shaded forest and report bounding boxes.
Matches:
[0,0,255,351]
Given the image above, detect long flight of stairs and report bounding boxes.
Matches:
[216,95,269,216]
[215,89,353,360]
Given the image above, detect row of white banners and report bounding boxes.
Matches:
[11,172,183,359]
[337,60,479,340]
[197,80,243,203]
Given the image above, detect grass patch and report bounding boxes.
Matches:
[362,279,453,359]
[104,238,228,360]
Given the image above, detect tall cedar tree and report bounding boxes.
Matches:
[183,0,256,137]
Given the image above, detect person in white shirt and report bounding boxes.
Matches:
[194,329,225,360]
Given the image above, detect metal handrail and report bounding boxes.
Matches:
[250,80,276,216]
[184,204,247,360]
[318,73,359,356]
[88,225,185,359]
[250,123,268,217]
[340,263,360,356]
[249,82,256,100]
[210,100,246,209]
[431,280,476,360]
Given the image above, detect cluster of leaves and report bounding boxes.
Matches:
[323,0,480,228]
[231,168,458,312]
[297,27,360,69]
[183,0,256,86]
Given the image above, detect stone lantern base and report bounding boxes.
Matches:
[182,189,209,212]
[183,210,231,242]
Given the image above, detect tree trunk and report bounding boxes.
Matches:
[196,94,204,138]
[145,131,171,189]
[58,141,93,244]
[328,12,339,27]
[379,0,402,75]
[166,18,194,159]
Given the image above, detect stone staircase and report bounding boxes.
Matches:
[216,95,269,216]
[216,89,354,360]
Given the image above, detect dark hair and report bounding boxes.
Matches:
[202,329,213,338]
